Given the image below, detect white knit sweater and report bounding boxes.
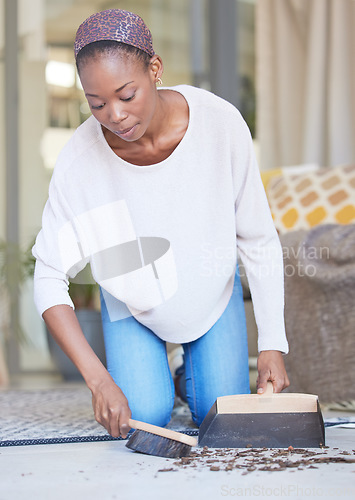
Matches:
[33,85,289,353]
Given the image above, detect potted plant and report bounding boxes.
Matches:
[0,239,106,383]
[0,239,35,386]
[45,263,107,380]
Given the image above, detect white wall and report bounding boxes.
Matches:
[0,62,5,241]
[19,60,53,370]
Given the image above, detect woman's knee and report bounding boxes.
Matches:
[188,377,250,428]
[189,404,210,428]
[130,398,174,428]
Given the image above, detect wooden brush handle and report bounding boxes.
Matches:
[128,418,197,447]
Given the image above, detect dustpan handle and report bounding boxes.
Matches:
[263,381,274,396]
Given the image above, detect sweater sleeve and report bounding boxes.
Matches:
[232,116,289,354]
[32,173,87,317]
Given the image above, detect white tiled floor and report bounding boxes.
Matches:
[1,426,355,500]
[1,376,355,500]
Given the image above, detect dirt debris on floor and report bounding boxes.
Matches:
[155,446,355,474]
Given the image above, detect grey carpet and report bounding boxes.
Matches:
[0,386,198,447]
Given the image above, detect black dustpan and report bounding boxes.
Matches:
[198,383,325,448]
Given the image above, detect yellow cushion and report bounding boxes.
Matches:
[260,168,283,191]
[266,164,355,233]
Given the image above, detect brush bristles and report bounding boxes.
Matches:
[126,429,192,458]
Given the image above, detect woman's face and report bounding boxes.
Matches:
[79,53,158,142]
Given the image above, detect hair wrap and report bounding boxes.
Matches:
[74,9,155,59]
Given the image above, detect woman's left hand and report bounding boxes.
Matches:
[256,350,290,394]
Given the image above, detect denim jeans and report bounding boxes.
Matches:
[100,269,250,428]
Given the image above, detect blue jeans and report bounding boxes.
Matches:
[99,270,250,428]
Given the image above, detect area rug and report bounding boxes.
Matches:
[0,386,198,447]
[2,387,351,447]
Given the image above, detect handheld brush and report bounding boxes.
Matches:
[126,418,197,458]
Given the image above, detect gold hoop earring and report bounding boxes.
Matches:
[157,77,163,85]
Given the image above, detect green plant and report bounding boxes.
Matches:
[0,239,99,341]
[18,238,99,309]
[0,240,34,284]
[68,263,99,310]
[0,239,35,344]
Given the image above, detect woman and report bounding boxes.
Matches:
[33,9,289,439]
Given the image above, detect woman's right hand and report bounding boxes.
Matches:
[91,377,132,438]
[42,305,132,439]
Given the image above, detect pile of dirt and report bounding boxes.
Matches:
[157,446,355,474]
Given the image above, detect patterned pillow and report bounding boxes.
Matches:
[260,163,319,192]
[266,164,355,233]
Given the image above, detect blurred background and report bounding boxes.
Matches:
[0,0,354,387]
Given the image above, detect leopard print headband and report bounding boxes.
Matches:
[74,9,155,59]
